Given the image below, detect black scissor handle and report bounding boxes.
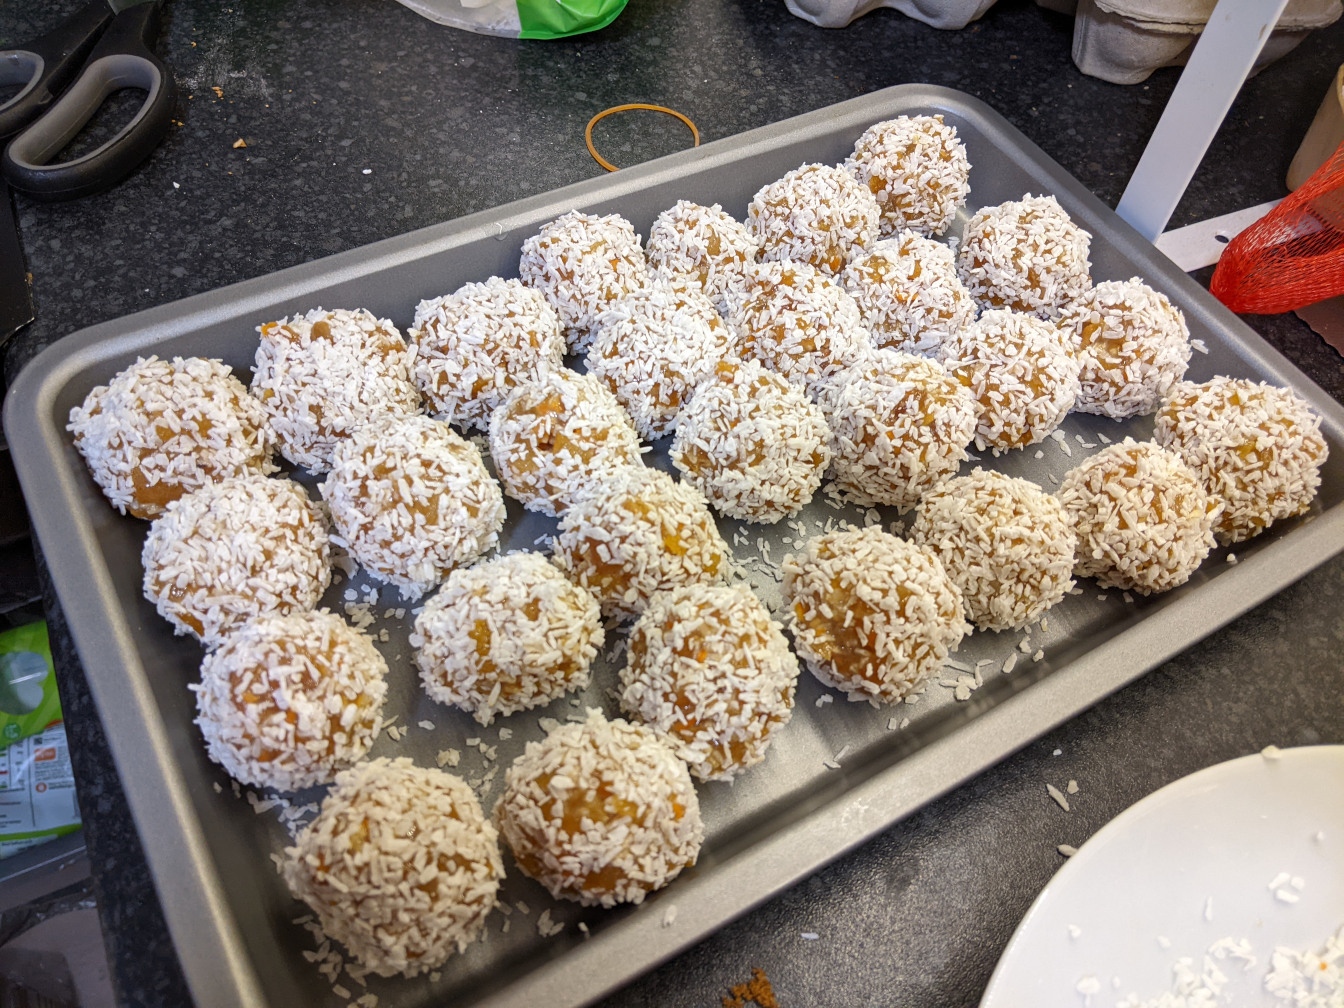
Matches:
[2,3,175,202]
[0,0,113,141]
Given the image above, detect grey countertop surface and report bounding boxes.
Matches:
[2,0,1343,1005]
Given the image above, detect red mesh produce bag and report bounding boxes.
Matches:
[1211,141,1344,314]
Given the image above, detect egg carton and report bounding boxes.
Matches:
[782,0,997,31]
[1072,0,1342,85]
[784,0,1340,89]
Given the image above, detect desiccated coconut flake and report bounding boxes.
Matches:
[1047,783,1071,812]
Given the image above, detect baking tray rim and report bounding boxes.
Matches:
[6,82,1344,1008]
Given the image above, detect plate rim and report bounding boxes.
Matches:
[979,744,1344,1007]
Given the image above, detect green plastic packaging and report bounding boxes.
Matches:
[0,621,60,745]
[516,0,627,38]
[0,622,81,860]
[392,0,627,40]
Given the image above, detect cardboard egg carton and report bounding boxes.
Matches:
[784,0,1340,89]
[1071,0,1342,85]
[782,0,997,30]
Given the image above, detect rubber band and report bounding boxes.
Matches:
[585,104,700,172]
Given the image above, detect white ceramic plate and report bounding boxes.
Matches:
[981,745,1344,1007]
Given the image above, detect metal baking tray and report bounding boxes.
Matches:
[6,84,1344,1008]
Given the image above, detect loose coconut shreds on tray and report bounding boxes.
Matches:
[958,194,1093,316]
[1058,277,1192,420]
[518,210,650,354]
[411,552,604,726]
[845,115,971,238]
[283,757,503,978]
[488,368,644,518]
[321,414,505,600]
[824,351,977,512]
[619,583,800,782]
[939,309,1081,452]
[1058,438,1223,595]
[1154,376,1329,545]
[838,232,976,356]
[671,358,832,524]
[909,468,1077,631]
[586,282,735,441]
[781,526,969,705]
[409,277,565,432]
[192,608,389,791]
[730,260,874,400]
[749,163,880,276]
[67,355,277,520]
[492,708,704,907]
[250,307,420,474]
[553,466,729,620]
[141,474,332,647]
[645,200,759,313]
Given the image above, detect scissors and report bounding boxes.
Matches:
[0,0,176,201]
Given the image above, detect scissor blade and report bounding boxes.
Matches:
[107,0,158,12]
[0,188,35,349]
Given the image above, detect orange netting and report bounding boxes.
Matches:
[1211,140,1344,315]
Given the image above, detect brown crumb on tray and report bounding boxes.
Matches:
[723,967,779,1008]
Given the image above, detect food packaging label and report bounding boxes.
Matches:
[0,622,82,859]
[0,722,82,859]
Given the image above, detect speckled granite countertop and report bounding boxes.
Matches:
[2,0,1342,1005]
